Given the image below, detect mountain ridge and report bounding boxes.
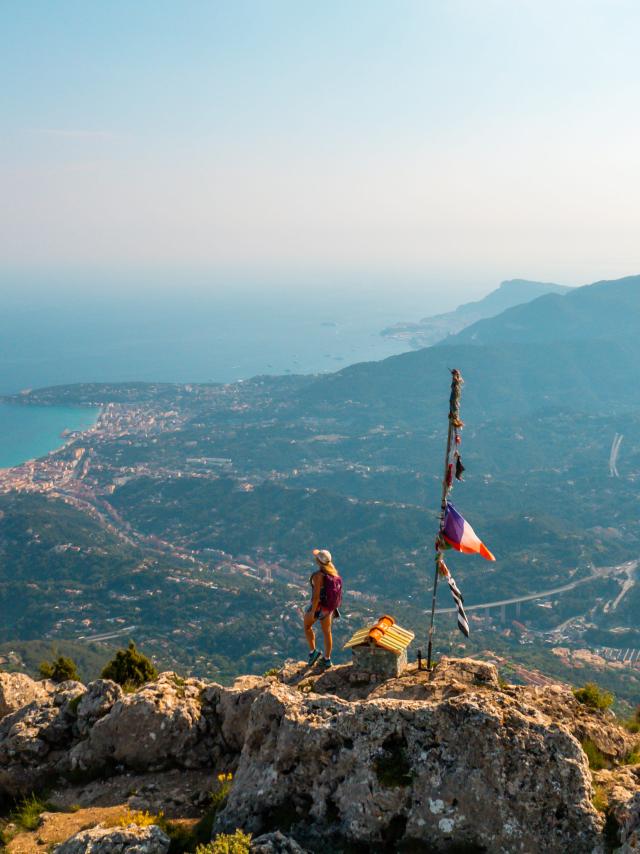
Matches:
[446,273,640,347]
[381,278,571,347]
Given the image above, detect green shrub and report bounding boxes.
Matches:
[11,793,53,831]
[190,773,234,847]
[592,783,608,813]
[67,694,84,715]
[263,668,280,678]
[622,745,640,765]
[161,818,198,853]
[100,642,158,690]
[38,655,80,683]
[196,829,252,854]
[573,682,614,711]
[116,808,160,828]
[210,774,233,814]
[624,706,640,734]
[581,738,607,770]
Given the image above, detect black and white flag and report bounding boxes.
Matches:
[446,572,470,637]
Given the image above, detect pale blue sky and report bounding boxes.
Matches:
[2,0,640,292]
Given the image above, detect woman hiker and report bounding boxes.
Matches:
[304,548,343,669]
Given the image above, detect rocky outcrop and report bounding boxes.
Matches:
[53,823,170,853]
[0,671,52,720]
[522,682,633,762]
[215,678,602,852]
[75,679,124,737]
[0,671,271,797]
[594,765,640,853]
[68,672,271,777]
[70,673,209,773]
[251,831,310,853]
[0,680,84,796]
[0,659,636,853]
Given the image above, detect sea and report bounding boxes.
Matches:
[0,281,460,468]
[0,404,99,469]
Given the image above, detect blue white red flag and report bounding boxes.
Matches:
[442,502,495,561]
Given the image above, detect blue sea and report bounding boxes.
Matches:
[0,280,457,466]
[0,403,99,469]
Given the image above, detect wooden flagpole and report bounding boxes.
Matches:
[426,368,463,671]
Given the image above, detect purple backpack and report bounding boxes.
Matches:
[321,573,343,611]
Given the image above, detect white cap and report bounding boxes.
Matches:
[313,548,332,565]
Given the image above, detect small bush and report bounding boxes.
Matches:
[190,773,234,846]
[162,818,199,853]
[263,668,280,678]
[12,793,53,831]
[116,809,162,828]
[624,706,640,734]
[573,682,614,711]
[622,745,640,765]
[592,783,608,813]
[196,829,252,854]
[210,773,233,813]
[101,642,158,690]
[39,655,80,683]
[67,694,84,715]
[581,738,607,770]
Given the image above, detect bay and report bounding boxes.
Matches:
[0,287,434,394]
[0,284,443,466]
[0,403,99,469]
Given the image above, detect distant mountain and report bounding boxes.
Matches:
[310,273,637,422]
[381,279,571,347]
[448,274,640,347]
[302,337,640,423]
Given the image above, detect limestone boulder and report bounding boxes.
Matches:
[75,679,124,737]
[0,671,52,719]
[70,672,211,773]
[0,682,84,797]
[250,830,310,852]
[53,823,170,853]
[594,765,640,853]
[216,680,603,853]
[522,682,636,761]
[0,658,634,853]
[202,674,270,754]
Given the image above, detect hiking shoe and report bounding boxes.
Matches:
[308,649,321,666]
[319,657,333,669]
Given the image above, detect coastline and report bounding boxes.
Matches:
[0,402,101,470]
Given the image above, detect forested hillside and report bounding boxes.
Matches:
[2,274,640,705]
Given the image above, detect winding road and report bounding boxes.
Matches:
[434,560,637,614]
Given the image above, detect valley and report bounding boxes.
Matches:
[1,276,640,708]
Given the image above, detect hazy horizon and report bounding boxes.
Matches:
[3,1,640,292]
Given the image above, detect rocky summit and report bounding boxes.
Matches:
[0,658,638,853]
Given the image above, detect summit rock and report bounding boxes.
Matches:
[0,659,637,853]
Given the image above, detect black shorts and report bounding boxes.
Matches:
[307,606,332,621]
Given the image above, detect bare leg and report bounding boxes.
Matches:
[320,615,333,659]
[303,611,316,651]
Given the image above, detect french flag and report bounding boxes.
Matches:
[442,502,495,561]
